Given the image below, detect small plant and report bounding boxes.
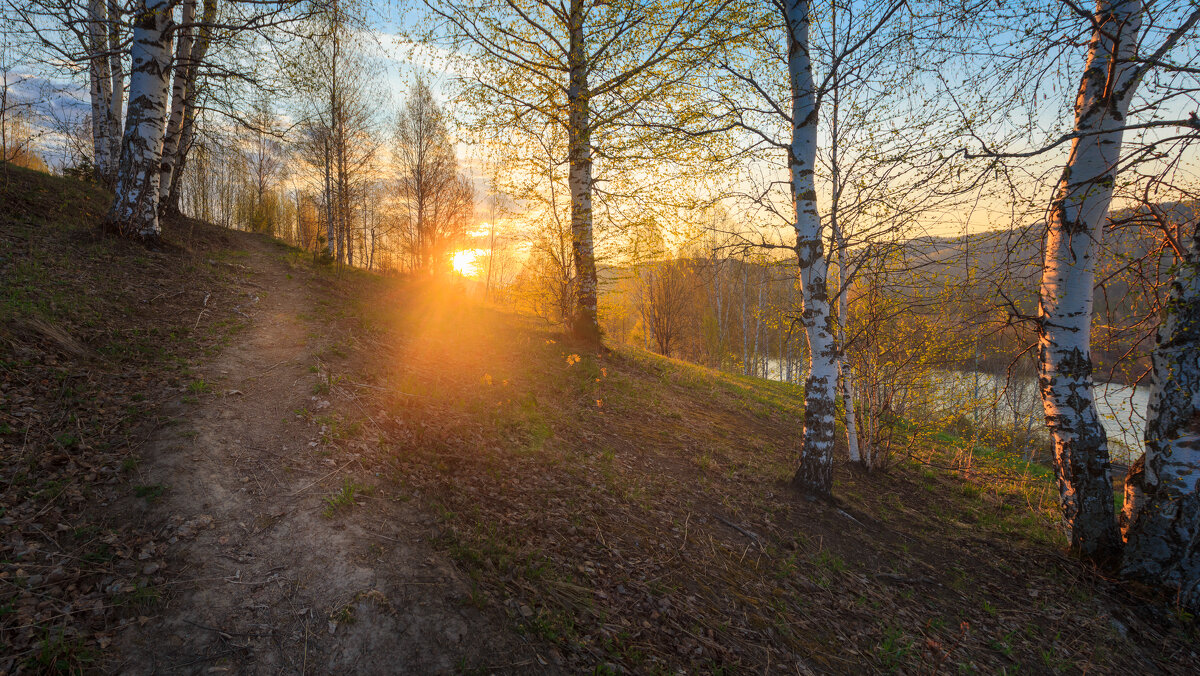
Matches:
[187,379,211,394]
[134,484,166,502]
[814,549,846,574]
[322,478,373,517]
[82,543,114,564]
[114,582,161,609]
[120,456,140,473]
[876,626,913,672]
[331,604,356,626]
[990,632,1015,657]
[27,627,95,673]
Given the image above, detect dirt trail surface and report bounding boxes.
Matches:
[115,237,533,674]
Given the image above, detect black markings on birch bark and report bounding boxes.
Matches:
[1036,0,1143,565]
[1122,224,1200,609]
[784,0,837,497]
[105,0,173,243]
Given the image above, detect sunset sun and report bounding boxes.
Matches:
[450,249,480,277]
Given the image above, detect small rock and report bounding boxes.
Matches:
[143,563,160,575]
[519,604,534,618]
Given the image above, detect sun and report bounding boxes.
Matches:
[450,249,480,277]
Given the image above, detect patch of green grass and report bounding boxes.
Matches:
[322,478,373,517]
[133,484,166,502]
[314,413,360,443]
[27,627,96,674]
[813,549,846,574]
[187,379,211,394]
[876,626,913,672]
[113,582,161,610]
[82,543,114,564]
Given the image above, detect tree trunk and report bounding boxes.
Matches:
[164,0,216,216]
[786,0,837,496]
[742,264,751,375]
[105,0,173,243]
[107,0,124,171]
[159,0,195,212]
[1037,0,1142,565]
[1121,222,1200,608]
[567,0,600,344]
[87,0,117,186]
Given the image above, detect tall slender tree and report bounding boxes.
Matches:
[1034,0,1146,564]
[104,0,172,243]
[423,0,741,344]
[393,77,473,273]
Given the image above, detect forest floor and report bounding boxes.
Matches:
[3,163,1200,674]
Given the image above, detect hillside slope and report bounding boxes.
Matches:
[2,165,1198,674]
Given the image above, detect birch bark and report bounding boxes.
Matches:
[106,0,124,174]
[1037,0,1141,563]
[837,249,861,465]
[163,0,216,216]
[105,0,173,243]
[567,0,600,344]
[786,0,838,495]
[828,50,860,466]
[87,0,116,185]
[158,0,194,210]
[1121,222,1200,608]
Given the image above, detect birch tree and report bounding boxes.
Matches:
[422,0,741,344]
[104,0,172,243]
[953,0,1200,569]
[159,0,218,215]
[1032,0,1146,563]
[1033,0,1199,564]
[86,0,122,186]
[4,0,126,184]
[1122,219,1200,607]
[780,0,838,492]
[393,78,473,273]
[705,0,914,493]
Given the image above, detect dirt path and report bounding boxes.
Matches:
[116,237,534,674]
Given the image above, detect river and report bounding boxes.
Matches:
[764,360,1148,464]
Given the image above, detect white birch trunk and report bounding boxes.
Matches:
[1121,223,1200,608]
[106,0,124,173]
[567,0,600,343]
[164,0,216,215]
[159,0,194,208]
[87,0,117,184]
[837,260,861,465]
[742,266,751,375]
[786,0,838,495]
[1037,0,1141,563]
[106,0,173,242]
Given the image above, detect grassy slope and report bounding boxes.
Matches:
[0,164,250,672]
[1,165,1196,673]
[311,265,1197,673]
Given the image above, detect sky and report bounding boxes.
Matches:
[5,0,1197,248]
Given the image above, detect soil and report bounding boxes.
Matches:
[113,237,536,674]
